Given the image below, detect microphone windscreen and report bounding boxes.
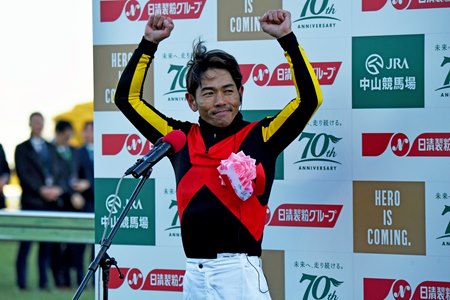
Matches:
[162,130,187,153]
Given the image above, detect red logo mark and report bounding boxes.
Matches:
[100,0,206,22]
[102,134,153,156]
[392,279,412,300]
[240,62,341,87]
[364,278,450,300]
[251,64,271,86]
[362,133,450,157]
[109,267,185,292]
[268,204,342,228]
[127,268,145,290]
[362,0,450,11]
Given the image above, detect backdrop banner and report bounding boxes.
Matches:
[92,1,450,299]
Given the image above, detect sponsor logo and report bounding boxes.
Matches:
[362,54,414,87]
[105,194,144,215]
[166,199,180,230]
[162,62,340,99]
[436,190,450,246]
[294,132,342,172]
[438,204,450,242]
[352,35,424,108]
[240,62,341,87]
[362,0,450,12]
[292,258,346,299]
[101,193,147,230]
[163,187,181,237]
[100,0,206,22]
[95,178,156,245]
[365,54,411,75]
[164,64,188,98]
[363,278,450,300]
[268,204,342,227]
[362,132,450,157]
[299,273,343,300]
[435,53,450,96]
[109,267,184,292]
[102,133,153,156]
[101,193,148,231]
[293,0,341,30]
[353,181,425,255]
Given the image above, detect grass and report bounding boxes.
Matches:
[0,241,96,300]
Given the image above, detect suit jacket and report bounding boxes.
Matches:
[15,139,70,211]
[0,144,11,209]
[56,144,80,211]
[77,145,94,212]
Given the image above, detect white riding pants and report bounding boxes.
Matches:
[183,253,272,300]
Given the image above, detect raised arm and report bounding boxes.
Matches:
[260,9,292,39]
[144,14,174,44]
[115,15,189,143]
[258,9,323,155]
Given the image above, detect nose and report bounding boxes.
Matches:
[214,92,226,106]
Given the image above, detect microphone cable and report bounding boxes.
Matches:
[99,174,126,244]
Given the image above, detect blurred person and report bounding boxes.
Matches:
[53,120,78,188]
[14,112,71,290]
[53,120,86,212]
[73,121,94,287]
[61,121,94,288]
[75,121,94,213]
[0,143,11,209]
[51,120,86,288]
[115,10,322,299]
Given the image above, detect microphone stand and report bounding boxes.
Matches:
[72,166,154,300]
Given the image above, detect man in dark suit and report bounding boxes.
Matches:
[14,112,71,290]
[50,120,83,288]
[76,121,94,213]
[0,143,10,209]
[52,120,90,288]
[66,121,94,287]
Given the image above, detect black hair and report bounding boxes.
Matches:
[55,120,73,133]
[185,39,242,97]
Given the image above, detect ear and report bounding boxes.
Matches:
[186,93,198,112]
[239,86,244,104]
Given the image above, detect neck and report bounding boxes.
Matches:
[199,112,248,148]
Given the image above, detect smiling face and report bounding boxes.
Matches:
[186,68,243,128]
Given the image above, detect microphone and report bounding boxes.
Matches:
[125,130,186,178]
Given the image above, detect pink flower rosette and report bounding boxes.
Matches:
[217,151,256,201]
